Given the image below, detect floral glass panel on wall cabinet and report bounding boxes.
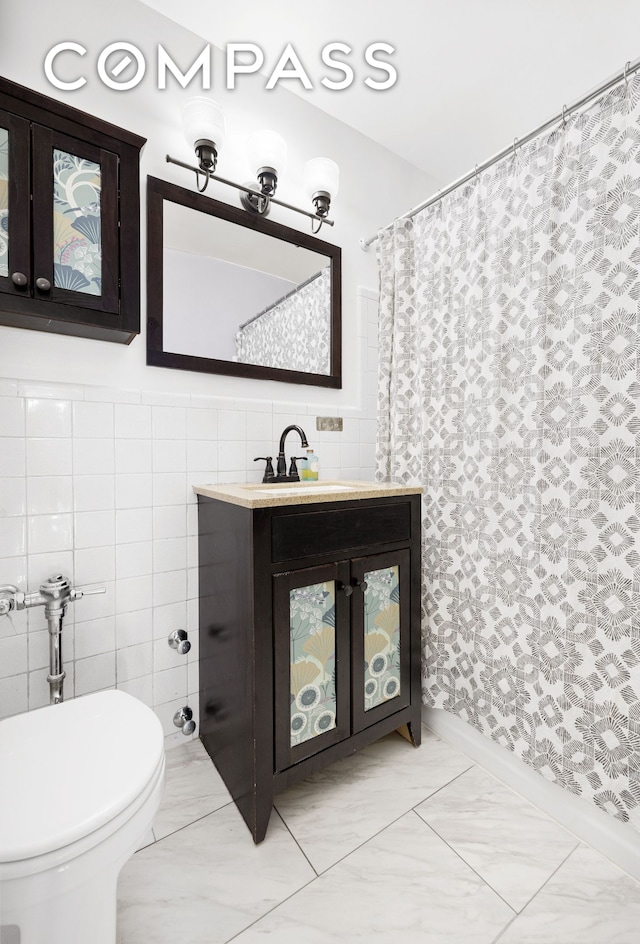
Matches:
[0,128,8,278]
[53,149,101,296]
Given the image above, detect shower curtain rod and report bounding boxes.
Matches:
[360,56,640,251]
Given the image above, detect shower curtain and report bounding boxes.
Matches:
[235,268,331,373]
[377,75,640,831]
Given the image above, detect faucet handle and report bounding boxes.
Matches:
[254,457,275,482]
[288,456,306,478]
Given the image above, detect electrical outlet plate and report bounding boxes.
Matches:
[316,416,343,432]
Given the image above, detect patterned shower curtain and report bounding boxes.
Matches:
[377,75,640,831]
[235,268,331,373]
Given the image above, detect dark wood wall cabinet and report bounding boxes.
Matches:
[197,490,422,843]
[0,76,145,343]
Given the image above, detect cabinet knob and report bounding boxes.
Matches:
[11,272,27,287]
[35,277,51,292]
[338,580,368,596]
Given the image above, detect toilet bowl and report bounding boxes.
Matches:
[0,689,165,944]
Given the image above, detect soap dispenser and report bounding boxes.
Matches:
[301,448,319,481]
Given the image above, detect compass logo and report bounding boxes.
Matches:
[43,42,398,92]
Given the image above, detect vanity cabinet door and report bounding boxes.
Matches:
[0,108,30,299]
[273,562,351,772]
[350,549,412,735]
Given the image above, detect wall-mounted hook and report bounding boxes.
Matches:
[168,629,191,655]
[173,705,196,735]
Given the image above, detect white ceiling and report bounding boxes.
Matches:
[141,0,640,186]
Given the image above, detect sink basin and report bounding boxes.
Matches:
[251,484,358,496]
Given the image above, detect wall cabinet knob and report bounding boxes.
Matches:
[11,272,27,287]
[35,277,51,291]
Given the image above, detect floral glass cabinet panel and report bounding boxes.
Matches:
[32,127,118,315]
[289,579,337,747]
[0,126,8,278]
[0,107,30,302]
[363,565,402,711]
[351,549,411,736]
[53,149,102,296]
[274,561,351,772]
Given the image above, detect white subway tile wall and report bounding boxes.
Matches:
[0,291,379,747]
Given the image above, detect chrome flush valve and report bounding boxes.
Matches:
[0,574,105,704]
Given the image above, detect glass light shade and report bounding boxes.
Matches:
[247,130,288,175]
[181,97,226,150]
[303,158,340,199]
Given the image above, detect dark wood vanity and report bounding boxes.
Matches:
[195,482,422,843]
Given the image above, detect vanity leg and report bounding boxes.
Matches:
[252,794,274,844]
[396,720,422,747]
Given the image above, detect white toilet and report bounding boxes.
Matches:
[0,689,165,944]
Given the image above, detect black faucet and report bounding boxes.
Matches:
[276,425,309,481]
[254,425,309,483]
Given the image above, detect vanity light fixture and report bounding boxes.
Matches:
[181,97,226,189]
[167,97,338,232]
[303,157,340,222]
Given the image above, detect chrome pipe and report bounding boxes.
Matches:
[47,616,65,705]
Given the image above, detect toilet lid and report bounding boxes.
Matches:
[0,690,164,863]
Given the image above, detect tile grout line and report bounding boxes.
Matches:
[220,856,320,944]
[489,840,582,943]
[145,797,236,847]
[413,812,518,917]
[409,762,474,806]
[220,800,473,944]
[288,801,442,878]
[272,805,319,877]
[414,760,582,917]
[504,838,580,916]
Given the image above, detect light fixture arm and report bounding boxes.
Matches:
[195,167,210,194]
[165,154,334,229]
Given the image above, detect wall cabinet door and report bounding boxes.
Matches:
[274,549,412,772]
[31,126,119,315]
[0,108,30,299]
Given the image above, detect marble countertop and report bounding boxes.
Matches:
[192,480,422,509]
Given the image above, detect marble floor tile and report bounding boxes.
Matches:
[496,843,640,944]
[416,766,578,911]
[231,811,514,944]
[153,739,232,841]
[117,803,315,944]
[274,727,473,873]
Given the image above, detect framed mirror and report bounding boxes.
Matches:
[146,177,342,387]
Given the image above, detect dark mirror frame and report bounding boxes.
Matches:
[146,176,342,388]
